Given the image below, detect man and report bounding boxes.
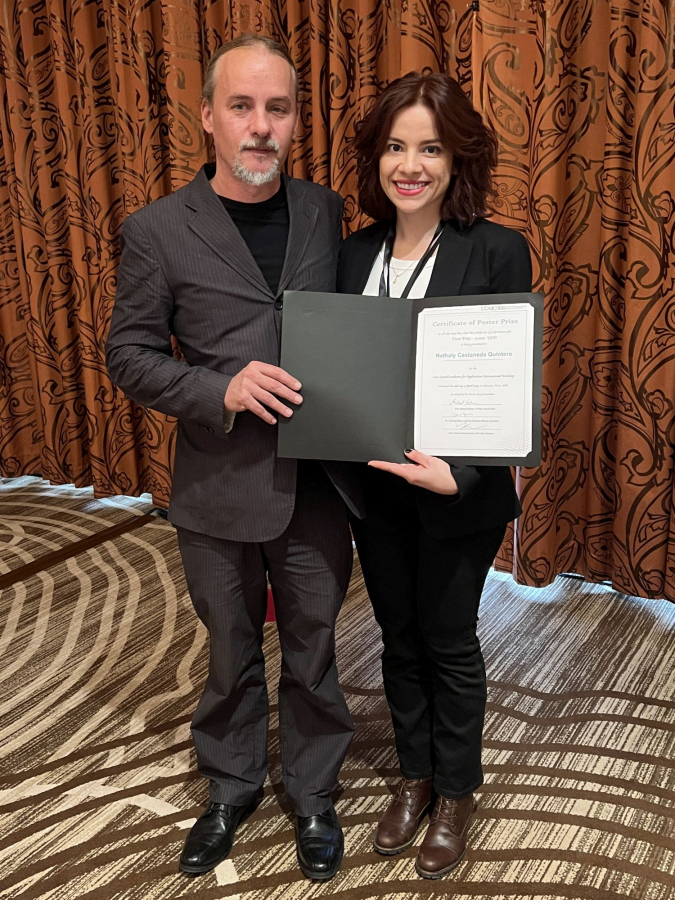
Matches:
[106,34,363,882]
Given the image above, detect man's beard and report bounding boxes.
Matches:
[232,139,281,186]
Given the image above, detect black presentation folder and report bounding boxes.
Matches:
[278,290,543,466]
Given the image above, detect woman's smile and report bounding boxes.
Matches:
[393,180,431,196]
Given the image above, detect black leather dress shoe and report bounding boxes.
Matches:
[179,793,261,875]
[296,805,344,881]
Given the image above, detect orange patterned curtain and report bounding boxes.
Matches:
[1,0,673,600]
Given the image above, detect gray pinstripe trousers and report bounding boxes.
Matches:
[176,462,355,816]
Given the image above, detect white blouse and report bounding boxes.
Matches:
[362,243,438,298]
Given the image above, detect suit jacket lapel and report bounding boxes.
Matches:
[341,222,389,294]
[426,224,473,297]
[184,165,274,298]
[276,175,319,297]
[341,222,472,297]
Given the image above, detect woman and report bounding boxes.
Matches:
[337,72,532,879]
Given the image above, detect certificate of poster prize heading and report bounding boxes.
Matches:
[277,291,543,466]
[414,304,534,457]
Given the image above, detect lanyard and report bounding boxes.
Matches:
[378,221,445,298]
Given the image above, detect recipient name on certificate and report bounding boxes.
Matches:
[414,303,534,457]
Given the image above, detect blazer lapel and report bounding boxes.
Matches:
[341,221,472,297]
[184,165,274,298]
[276,175,319,297]
[426,224,473,297]
[342,222,389,294]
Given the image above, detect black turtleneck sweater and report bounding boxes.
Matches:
[218,180,289,296]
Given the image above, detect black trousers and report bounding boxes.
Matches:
[176,462,354,817]
[351,476,505,799]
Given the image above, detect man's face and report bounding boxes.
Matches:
[201,48,298,187]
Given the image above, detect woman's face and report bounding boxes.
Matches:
[379,104,453,218]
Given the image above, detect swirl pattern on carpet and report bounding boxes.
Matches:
[0,478,674,899]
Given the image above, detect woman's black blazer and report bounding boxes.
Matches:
[337,217,533,539]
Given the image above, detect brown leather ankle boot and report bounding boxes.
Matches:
[415,793,477,878]
[373,776,433,855]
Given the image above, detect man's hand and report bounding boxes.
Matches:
[224,362,303,425]
[368,449,459,495]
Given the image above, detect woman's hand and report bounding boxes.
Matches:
[368,449,459,495]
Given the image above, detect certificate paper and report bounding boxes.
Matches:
[414,304,534,457]
[278,291,543,466]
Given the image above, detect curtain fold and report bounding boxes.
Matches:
[475,0,675,601]
[0,0,673,599]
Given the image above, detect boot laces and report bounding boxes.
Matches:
[393,778,422,805]
[431,798,459,825]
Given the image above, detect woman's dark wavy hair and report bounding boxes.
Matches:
[354,72,498,226]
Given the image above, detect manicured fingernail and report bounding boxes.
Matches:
[294,382,301,389]
[284,409,293,416]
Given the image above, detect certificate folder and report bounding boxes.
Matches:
[278,290,543,467]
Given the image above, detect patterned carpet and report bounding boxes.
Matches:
[1,476,674,900]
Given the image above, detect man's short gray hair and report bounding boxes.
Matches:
[202,34,298,105]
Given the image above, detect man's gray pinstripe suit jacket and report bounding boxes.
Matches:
[106,163,364,540]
